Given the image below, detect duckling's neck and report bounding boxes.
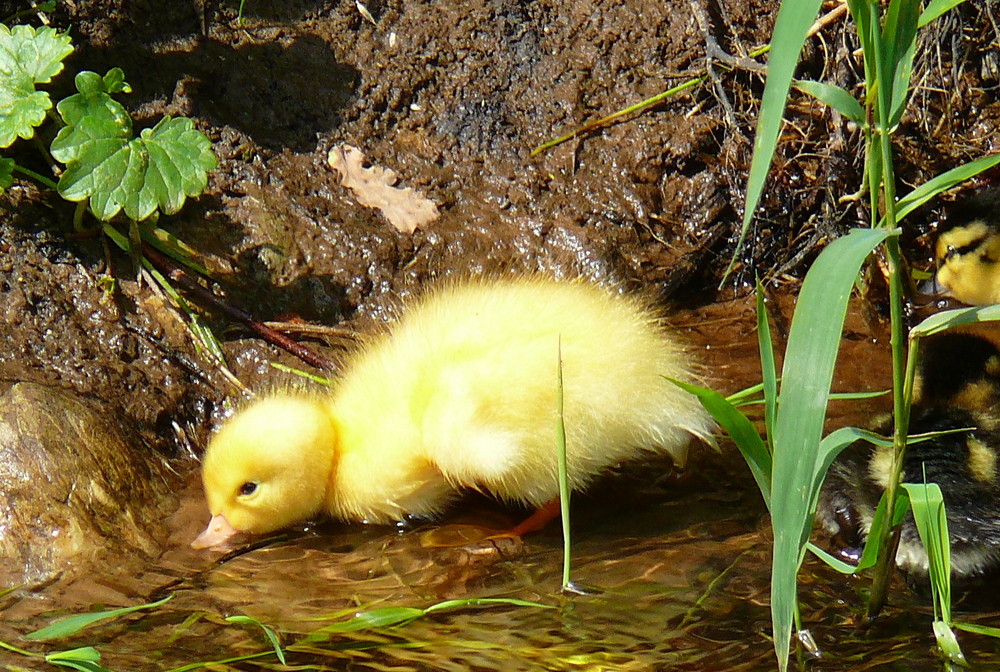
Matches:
[323,398,451,525]
[322,409,344,516]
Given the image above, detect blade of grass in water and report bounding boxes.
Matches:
[770,227,894,669]
[27,595,173,641]
[672,379,772,510]
[555,337,572,591]
[45,646,112,672]
[307,598,555,640]
[225,616,285,665]
[756,279,778,447]
[162,650,276,672]
[955,623,1000,639]
[902,480,965,664]
[809,486,911,574]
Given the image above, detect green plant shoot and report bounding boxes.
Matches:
[51,70,217,222]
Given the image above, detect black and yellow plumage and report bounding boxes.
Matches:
[930,189,1000,306]
[817,332,1000,581]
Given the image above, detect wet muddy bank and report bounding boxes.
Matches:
[2,0,1000,669]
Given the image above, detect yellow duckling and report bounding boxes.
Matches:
[930,189,1000,306]
[193,276,714,548]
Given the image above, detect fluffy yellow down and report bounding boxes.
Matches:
[195,276,714,547]
[934,220,1000,306]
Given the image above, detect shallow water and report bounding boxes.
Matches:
[4,296,1000,671]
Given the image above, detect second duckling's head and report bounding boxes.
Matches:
[931,189,1000,306]
[193,395,338,548]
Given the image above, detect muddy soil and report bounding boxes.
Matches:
[2,0,1000,669]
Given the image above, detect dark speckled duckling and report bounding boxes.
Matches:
[817,332,1000,582]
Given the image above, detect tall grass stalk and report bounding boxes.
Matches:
[710,0,999,668]
[555,338,573,591]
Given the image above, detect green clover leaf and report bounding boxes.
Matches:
[0,25,74,148]
[51,70,217,221]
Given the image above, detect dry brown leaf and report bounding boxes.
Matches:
[327,144,440,234]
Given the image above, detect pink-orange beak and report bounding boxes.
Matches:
[191,513,241,549]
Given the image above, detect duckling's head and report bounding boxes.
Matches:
[193,395,339,548]
[931,190,1000,306]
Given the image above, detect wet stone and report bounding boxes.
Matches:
[0,382,181,585]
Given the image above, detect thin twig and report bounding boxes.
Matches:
[141,244,337,371]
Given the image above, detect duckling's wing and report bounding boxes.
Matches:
[414,314,713,505]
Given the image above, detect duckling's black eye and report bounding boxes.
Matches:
[239,482,258,496]
[945,245,958,261]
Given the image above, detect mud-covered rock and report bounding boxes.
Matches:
[0,383,181,585]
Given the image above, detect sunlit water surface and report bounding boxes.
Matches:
[5,297,1000,671]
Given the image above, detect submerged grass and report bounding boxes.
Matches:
[555,338,573,592]
[26,596,173,642]
[6,596,557,672]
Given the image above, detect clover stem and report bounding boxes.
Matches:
[11,164,57,190]
[72,201,88,232]
[31,134,58,172]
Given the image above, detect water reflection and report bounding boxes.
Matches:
[5,298,1000,671]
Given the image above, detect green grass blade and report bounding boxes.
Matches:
[45,647,113,672]
[727,0,824,281]
[806,543,862,573]
[810,427,889,505]
[225,616,285,665]
[893,153,1000,222]
[955,622,1000,638]
[792,80,865,122]
[161,651,275,672]
[933,621,968,666]
[770,227,895,669]
[902,482,951,622]
[844,0,873,81]
[671,379,772,509]
[269,362,334,385]
[46,648,102,663]
[0,638,39,657]
[313,607,425,634]
[139,224,212,278]
[732,388,888,407]
[919,0,970,28]
[910,305,1000,338]
[27,595,173,641]
[829,390,889,401]
[811,487,910,576]
[309,598,554,639]
[882,0,921,126]
[725,380,768,406]
[906,472,966,669]
[530,76,705,156]
[555,338,572,592]
[422,598,555,613]
[756,280,778,448]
